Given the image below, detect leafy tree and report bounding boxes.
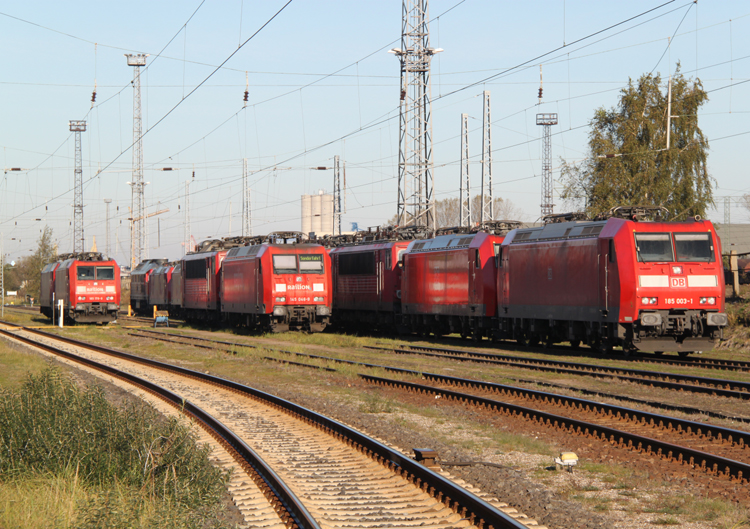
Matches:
[15,226,57,302]
[561,66,713,219]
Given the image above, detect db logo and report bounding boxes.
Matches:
[670,277,686,288]
[296,276,302,282]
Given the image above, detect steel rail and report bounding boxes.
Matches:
[0,325,318,529]
[368,344,750,399]
[1,323,529,529]
[362,374,750,485]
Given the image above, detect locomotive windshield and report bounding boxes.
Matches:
[674,233,714,262]
[96,267,115,280]
[299,254,324,274]
[634,233,674,262]
[77,266,95,280]
[273,255,297,274]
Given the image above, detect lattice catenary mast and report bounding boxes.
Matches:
[390,0,442,229]
[480,90,493,222]
[70,120,86,252]
[333,155,342,236]
[459,113,471,227]
[126,53,148,269]
[536,113,558,217]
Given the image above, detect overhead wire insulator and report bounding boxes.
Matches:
[243,90,249,102]
[538,87,543,99]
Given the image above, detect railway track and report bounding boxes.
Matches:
[368,344,750,400]
[121,328,750,498]
[435,334,750,372]
[125,329,750,424]
[0,321,536,529]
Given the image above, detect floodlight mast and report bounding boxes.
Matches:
[391,0,441,230]
[537,113,558,217]
[69,120,86,252]
[125,53,148,269]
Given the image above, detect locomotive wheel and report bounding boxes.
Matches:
[678,351,691,358]
[528,334,540,347]
[516,332,529,347]
[570,340,581,349]
[654,351,664,356]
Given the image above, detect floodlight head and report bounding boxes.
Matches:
[388,48,402,55]
[69,120,87,132]
[125,53,149,66]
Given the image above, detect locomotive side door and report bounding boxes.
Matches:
[501,246,509,309]
[376,250,382,304]
[598,238,609,317]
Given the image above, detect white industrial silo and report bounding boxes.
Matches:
[321,193,334,235]
[311,192,322,234]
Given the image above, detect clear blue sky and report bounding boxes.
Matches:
[1,0,748,264]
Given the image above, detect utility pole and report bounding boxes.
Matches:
[390,0,442,229]
[104,199,112,258]
[70,120,86,252]
[536,113,558,217]
[126,53,148,269]
[480,90,493,222]
[459,113,471,227]
[242,158,252,236]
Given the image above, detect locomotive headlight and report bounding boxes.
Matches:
[641,297,658,305]
[313,296,324,302]
[700,297,716,305]
[78,296,86,301]
[672,266,683,275]
[106,296,114,301]
[275,297,286,302]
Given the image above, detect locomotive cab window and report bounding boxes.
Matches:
[634,233,674,262]
[273,255,298,274]
[674,233,714,262]
[77,266,95,280]
[299,254,324,274]
[96,267,115,280]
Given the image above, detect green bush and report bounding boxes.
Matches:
[0,367,228,511]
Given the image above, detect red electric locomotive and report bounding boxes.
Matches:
[221,232,332,332]
[401,222,520,338]
[169,262,183,315]
[39,261,61,319]
[130,258,167,314]
[181,240,236,321]
[40,252,120,323]
[328,227,428,331]
[497,208,727,355]
[147,263,175,312]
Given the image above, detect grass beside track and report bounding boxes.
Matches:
[0,367,233,529]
